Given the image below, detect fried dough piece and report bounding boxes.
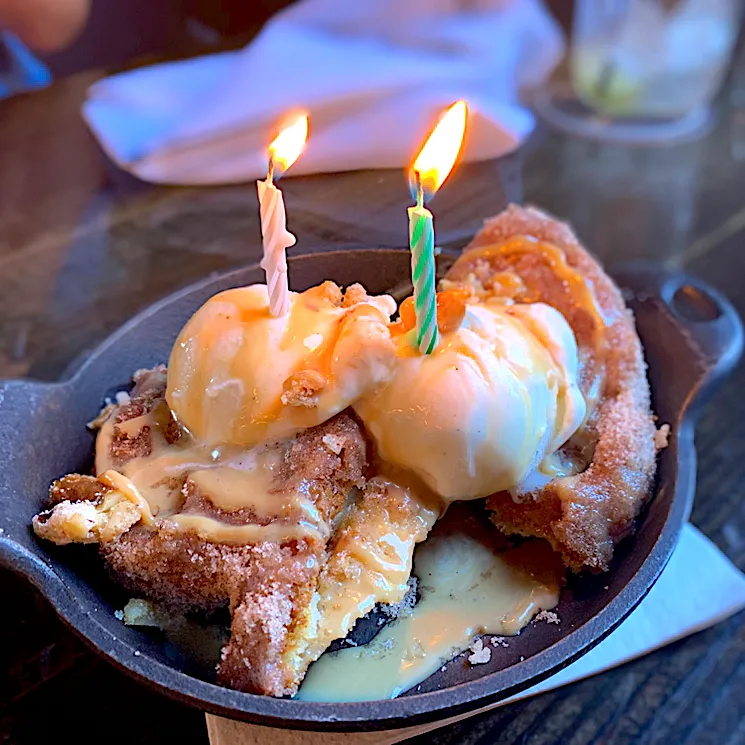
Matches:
[32,475,143,545]
[446,205,659,572]
[286,478,437,682]
[88,370,436,693]
[32,471,154,545]
[102,410,366,697]
[34,367,368,696]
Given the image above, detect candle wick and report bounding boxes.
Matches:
[267,157,275,184]
[415,170,424,209]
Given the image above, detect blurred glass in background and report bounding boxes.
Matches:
[573,0,740,118]
[538,0,744,144]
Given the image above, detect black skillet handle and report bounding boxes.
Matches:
[612,262,744,405]
[0,380,96,661]
[0,379,76,575]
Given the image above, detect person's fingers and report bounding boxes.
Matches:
[0,0,91,53]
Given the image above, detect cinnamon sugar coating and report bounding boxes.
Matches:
[38,369,368,696]
[447,205,661,572]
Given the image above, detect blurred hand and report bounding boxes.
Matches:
[0,0,91,52]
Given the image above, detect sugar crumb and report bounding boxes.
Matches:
[655,424,670,450]
[380,577,417,620]
[467,638,491,665]
[322,434,345,455]
[534,610,560,625]
[491,636,509,648]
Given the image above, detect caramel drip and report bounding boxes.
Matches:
[98,470,154,525]
[287,478,439,680]
[297,505,563,702]
[455,236,609,417]
[116,414,154,437]
[251,287,347,425]
[471,236,607,344]
[95,401,324,545]
[165,514,325,545]
[188,466,278,514]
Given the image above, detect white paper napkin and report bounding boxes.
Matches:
[206,523,745,744]
[82,0,563,185]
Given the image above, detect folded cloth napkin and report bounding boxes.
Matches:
[205,523,745,744]
[83,0,563,185]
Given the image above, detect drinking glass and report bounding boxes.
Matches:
[537,0,743,144]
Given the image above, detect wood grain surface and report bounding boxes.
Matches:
[2,61,745,744]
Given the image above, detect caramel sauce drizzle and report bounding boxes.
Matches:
[95,401,322,544]
[287,477,440,680]
[297,504,563,702]
[451,236,610,419]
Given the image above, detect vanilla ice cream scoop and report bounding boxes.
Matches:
[354,301,586,501]
[167,282,397,448]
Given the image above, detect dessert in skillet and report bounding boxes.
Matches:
[32,205,665,700]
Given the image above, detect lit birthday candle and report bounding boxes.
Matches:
[257,114,309,317]
[408,101,468,354]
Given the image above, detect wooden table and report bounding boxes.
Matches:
[2,71,745,744]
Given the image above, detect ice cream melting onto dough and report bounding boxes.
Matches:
[94,282,400,547]
[166,278,586,506]
[167,281,397,448]
[354,300,586,500]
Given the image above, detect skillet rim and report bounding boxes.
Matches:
[0,249,738,732]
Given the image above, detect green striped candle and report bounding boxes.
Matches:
[406,100,468,355]
[408,175,439,355]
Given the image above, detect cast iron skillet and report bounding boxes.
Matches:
[0,249,741,732]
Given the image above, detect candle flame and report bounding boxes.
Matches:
[410,100,467,201]
[269,114,309,176]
